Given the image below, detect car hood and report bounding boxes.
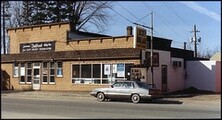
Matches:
[92,87,109,92]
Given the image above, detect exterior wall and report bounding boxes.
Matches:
[145,50,185,92]
[62,37,134,51]
[1,63,33,90]
[185,61,220,92]
[169,57,185,92]
[215,61,221,93]
[8,23,134,54]
[1,59,139,91]
[8,24,70,54]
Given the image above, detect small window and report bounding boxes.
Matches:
[42,62,48,84]
[13,62,19,77]
[57,62,63,77]
[49,62,55,84]
[20,63,26,83]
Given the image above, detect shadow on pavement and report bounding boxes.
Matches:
[106,98,183,105]
[146,99,183,104]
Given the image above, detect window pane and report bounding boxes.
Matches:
[50,76,55,82]
[20,76,25,82]
[34,69,39,76]
[27,69,32,75]
[50,69,55,75]
[57,62,62,68]
[34,63,40,66]
[14,62,18,67]
[27,76,32,82]
[72,65,80,78]
[93,64,100,78]
[43,76,48,83]
[20,67,25,76]
[43,62,48,68]
[27,63,32,68]
[57,68,63,76]
[21,63,25,67]
[14,67,19,77]
[50,62,55,68]
[81,64,91,78]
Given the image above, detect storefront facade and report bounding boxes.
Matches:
[1,22,194,92]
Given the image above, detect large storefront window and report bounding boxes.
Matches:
[81,64,91,78]
[93,64,101,84]
[72,63,133,84]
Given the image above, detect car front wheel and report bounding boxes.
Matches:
[97,92,105,102]
[131,94,140,103]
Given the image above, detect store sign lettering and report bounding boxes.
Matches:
[20,41,55,52]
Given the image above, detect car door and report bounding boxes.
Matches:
[107,82,123,99]
[119,82,134,99]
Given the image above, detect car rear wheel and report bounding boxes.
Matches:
[97,92,105,102]
[131,94,140,103]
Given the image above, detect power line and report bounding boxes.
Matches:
[135,13,152,23]
[163,2,190,28]
[142,2,187,40]
[115,2,144,24]
[109,6,134,24]
[109,4,160,37]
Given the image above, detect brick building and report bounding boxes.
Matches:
[1,22,194,92]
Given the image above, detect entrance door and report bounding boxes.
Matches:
[33,63,41,90]
[161,65,167,92]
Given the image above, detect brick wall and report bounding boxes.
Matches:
[8,23,134,54]
[8,23,70,54]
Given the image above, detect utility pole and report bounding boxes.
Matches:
[150,11,154,85]
[190,25,200,58]
[133,11,154,85]
[2,1,6,54]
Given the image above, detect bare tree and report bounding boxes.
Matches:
[1,1,11,54]
[68,1,112,32]
[197,45,221,59]
[8,1,23,27]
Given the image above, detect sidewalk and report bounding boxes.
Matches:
[1,90,94,101]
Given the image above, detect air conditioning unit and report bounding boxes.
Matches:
[172,61,182,68]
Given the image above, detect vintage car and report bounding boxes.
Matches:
[90,80,163,103]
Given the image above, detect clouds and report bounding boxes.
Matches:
[180,2,220,22]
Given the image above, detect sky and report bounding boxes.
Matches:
[97,1,221,52]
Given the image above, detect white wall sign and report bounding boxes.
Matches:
[113,64,117,73]
[104,64,110,75]
[117,63,125,77]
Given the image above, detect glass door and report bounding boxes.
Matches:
[33,63,41,90]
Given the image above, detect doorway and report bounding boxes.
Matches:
[33,63,41,90]
[161,65,167,92]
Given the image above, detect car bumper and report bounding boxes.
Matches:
[90,91,97,97]
[141,95,164,100]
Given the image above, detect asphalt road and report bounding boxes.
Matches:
[1,97,220,119]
